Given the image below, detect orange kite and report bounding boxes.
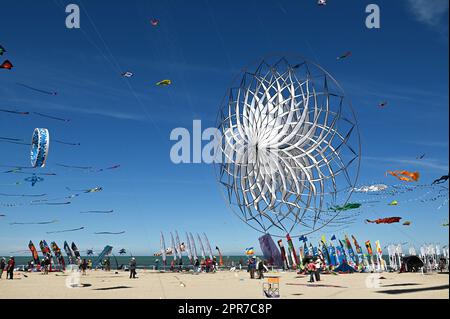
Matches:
[386,170,420,182]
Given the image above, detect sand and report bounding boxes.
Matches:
[0,270,448,299]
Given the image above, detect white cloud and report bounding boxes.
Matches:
[406,0,449,28]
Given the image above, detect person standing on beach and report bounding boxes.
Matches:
[307,260,316,283]
[129,257,137,279]
[6,257,15,280]
[0,257,5,279]
[314,258,321,282]
[81,259,87,275]
[248,257,256,279]
[256,258,265,279]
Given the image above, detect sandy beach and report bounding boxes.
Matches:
[0,270,448,299]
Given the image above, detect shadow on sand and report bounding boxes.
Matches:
[93,285,132,291]
[381,283,421,287]
[377,284,449,295]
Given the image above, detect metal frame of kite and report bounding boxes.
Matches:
[30,128,50,168]
[214,55,361,238]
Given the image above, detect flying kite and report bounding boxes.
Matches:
[0,214,5,217]
[0,108,30,115]
[97,164,121,172]
[378,101,388,108]
[365,217,402,224]
[0,192,46,197]
[330,203,361,212]
[245,247,255,255]
[24,174,44,186]
[121,71,134,78]
[46,227,85,234]
[56,164,93,170]
[30,201,71,206]
[118,248,127,255]
[80,210,113,214]
[0,45,5,55]
[66,186,103,193]
[0,137,29,145]
[432,174,449,185]
[33,112,69,122]
[442,222,449,227]
[156,79,171,86]
[86,249,94,256]
[16,83,57,96]
[402,221,411,226]
[317,0,327,5]
[9,219,58,225]
[416,154,425,160]
[30,128,50,168]
[353,184,388,193]
[150,18,159,26]
[94,231,125,235]
[0,60,13,69]
[336,51,351,60]
[388,200,398,206]
[54,140,80,146]
[387,170,420,182]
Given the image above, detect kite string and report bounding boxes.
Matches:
[77,0,162,136]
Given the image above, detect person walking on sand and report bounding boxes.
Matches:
[129,257,137,279]
[6,257,15,280]
[81,259,87,275]
[307,260,316,283]
[0,257,5,279]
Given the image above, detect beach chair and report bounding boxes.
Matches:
[263,276,280,298]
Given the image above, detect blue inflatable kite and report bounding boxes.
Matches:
[30,128,50,168]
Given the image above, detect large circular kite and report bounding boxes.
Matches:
[215,56,360,237]
[30,128,50,168]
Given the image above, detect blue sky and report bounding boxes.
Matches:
[0,0,448,256]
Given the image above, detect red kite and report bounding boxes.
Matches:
[365,217,402,224]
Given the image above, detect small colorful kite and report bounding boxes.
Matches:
[388,200,398,206]
[402,221,411,226]
[365,217,402,224]
[387,170,420,182]
[245,247,255,255]
[337,51,351,60]
[121,71,134,78]
[0,60,13,70]
[0,45,6,55]
[30,128,50,168]
[318,0,327,5]
[150,19,159,26]
[156,79,171,86]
